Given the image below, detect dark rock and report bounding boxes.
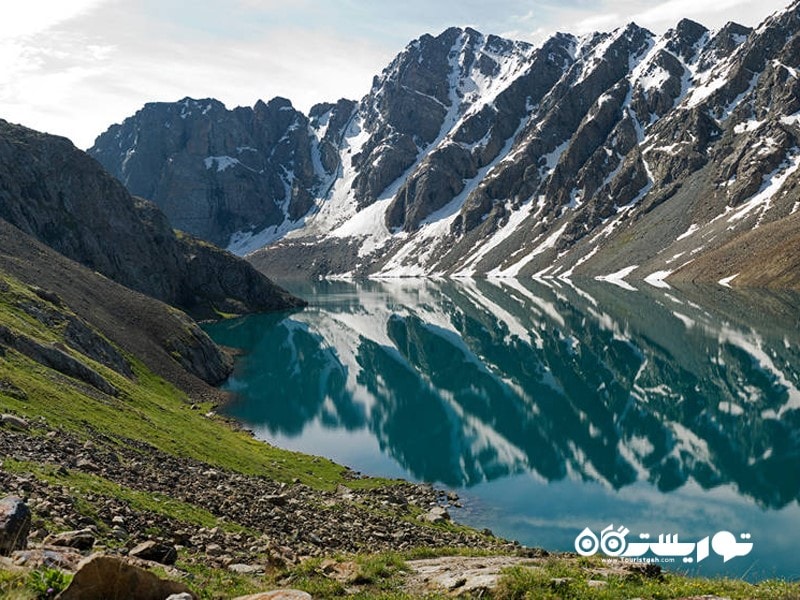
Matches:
[0,496,31,555]
[90,97,350,249]
[45,529,95,551]
[128,540,178,565]
[57,554,194,600]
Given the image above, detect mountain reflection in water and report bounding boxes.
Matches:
[204,278,800,579]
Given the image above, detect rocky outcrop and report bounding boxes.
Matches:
[0,221,232,390]
[57,554,193,600]
[0,119,303,318]
[0,325,117,396]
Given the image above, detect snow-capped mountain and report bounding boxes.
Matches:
[90,1,800,285]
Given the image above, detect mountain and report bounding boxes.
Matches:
[91,2,800,287]
[0,218,232,390]
[0,120,303,319]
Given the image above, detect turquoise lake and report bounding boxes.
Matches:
[204,279,800,580]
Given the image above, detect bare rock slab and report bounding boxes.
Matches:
[56,554,194,600]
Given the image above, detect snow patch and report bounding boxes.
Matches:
[204,156,240,172]
[675,223,699,241]
[595,265,639,291]
[643,270,672,289]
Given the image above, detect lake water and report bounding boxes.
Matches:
[204,278,800,580]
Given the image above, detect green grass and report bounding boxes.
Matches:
[493,556,800,600]
[0,271,356,490]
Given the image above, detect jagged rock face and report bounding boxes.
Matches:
[94,2,800,287]
[0,120,303,317]
[91,97,356,248]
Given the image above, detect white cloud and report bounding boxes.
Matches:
[0,0,108,38]
[0,0,794,149]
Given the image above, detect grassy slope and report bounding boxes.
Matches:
[0,270,351,488]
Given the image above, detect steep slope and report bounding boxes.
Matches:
[91,2,800,286]
[0,120,303,318]
[0,219,231,391]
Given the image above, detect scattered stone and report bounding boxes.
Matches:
[58,554,194,600]
[10,545,83,571]
[165,595,194,600]
[588,579,608,588]
[45,529,95,551]
[75,458,98,472]
[263,494,288,507]
[0,496,31,555]
[129,540,178,565]
[228,563,265,575]
[232,591,312,600]
[0,414,29,431]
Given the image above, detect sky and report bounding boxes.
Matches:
[0,0,792,149]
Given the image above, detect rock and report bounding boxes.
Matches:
[0,497,31,555]
[228,563,264,575]
[0,414,29,430]
[57,554,194,600]
[45,529,95,551]
[263,494,289,507]
[75,458,98,472]
[165,595,194,600]
[129,540,178,565]
[205,543,223,556]
[422,506,450,523]
[10,546,83,571]
[232,591,312,600]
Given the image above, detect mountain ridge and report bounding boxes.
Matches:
[0,119,303,319]
[90,1,800,288]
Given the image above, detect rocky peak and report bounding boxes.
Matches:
[91,95,326,247]
[1,119,302,318]
[664,19,709,62]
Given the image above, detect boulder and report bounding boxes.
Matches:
[422,506,450,524]
[56,554,194,600]
[0,496,31,555]
[227,563,265,575]
[45,529,95,551]
[0,414,29,430]
[128,540,178,565]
